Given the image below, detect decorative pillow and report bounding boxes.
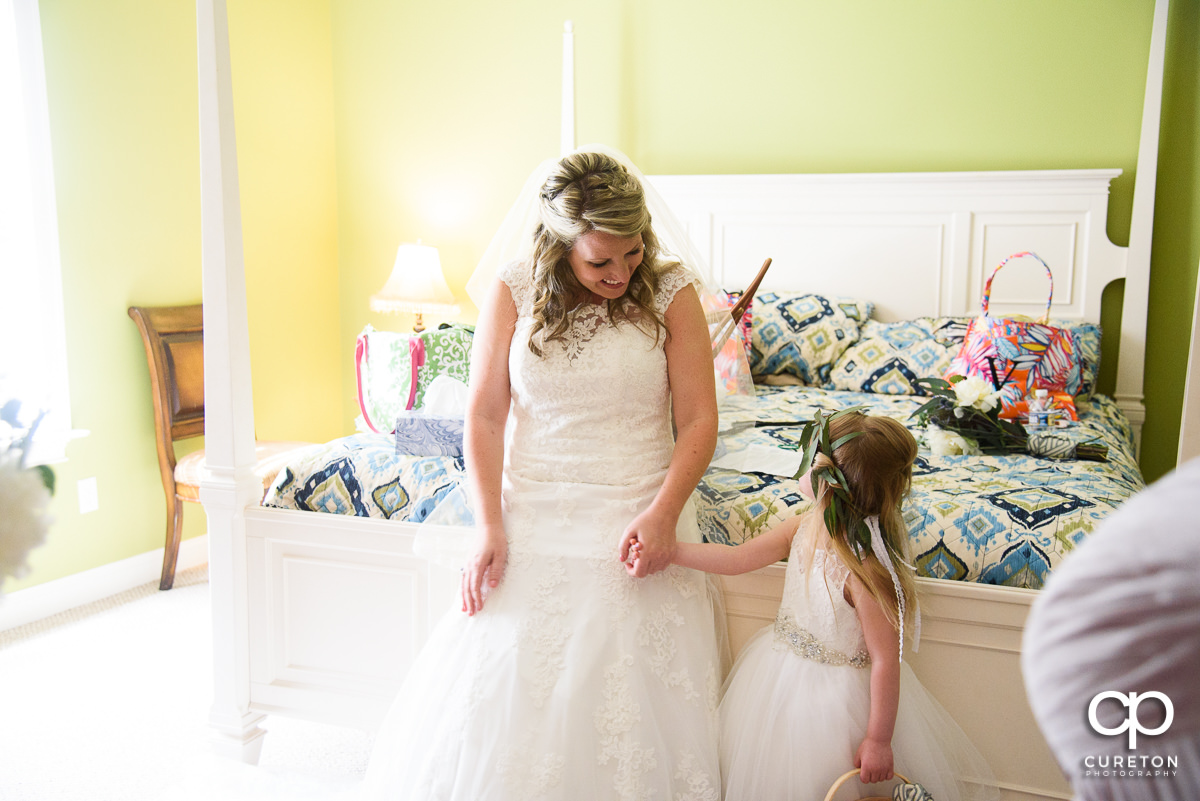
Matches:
[828,318,956,395]
[1065,321,1101,398]
[749,293,873,385]
[828,315,1101,398]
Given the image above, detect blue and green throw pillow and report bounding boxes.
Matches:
[749,293,873,385]
[829,318,956,395]
[1057,321,1101,399]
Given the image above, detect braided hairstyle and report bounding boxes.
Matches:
[525,151,679,356]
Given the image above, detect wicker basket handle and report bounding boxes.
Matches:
[822,768,914,801]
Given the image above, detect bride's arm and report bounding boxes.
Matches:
[619,283,717,577]
[462,276,518,615]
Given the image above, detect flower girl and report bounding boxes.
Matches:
[645,409,1000,800]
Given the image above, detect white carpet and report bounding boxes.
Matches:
[0,566,372,800]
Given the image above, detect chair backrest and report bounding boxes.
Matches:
[128,305,205,458]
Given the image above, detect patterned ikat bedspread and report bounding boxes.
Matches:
[263,433,465,523]
[262,388,1143,591]
[697,386,1144,589]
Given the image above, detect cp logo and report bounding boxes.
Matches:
[1088,691,1173,749]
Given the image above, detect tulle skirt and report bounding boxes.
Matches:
[720,626,1000,801]
[361,475,723,801]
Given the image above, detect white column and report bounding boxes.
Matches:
[196,0,266,763]
[1115,0,1169,459]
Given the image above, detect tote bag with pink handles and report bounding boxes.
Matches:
[946,252,1084,411]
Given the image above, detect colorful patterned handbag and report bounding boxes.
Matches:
[355,323,474,433]
[946,252,1083,411]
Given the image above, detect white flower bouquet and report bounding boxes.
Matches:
[912,376,1106,461]
[0,400,55,592]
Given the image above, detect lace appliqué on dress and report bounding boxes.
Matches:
[638,603,700,702]
[596,654,658,801]
[497,742,566,798]
[516,553,570,708]
[666,565,703,600]
[502,263,699,363]
[672,750,720,801]
[499,261,535,316]
[556,305,618,363]
[652,266,702,315]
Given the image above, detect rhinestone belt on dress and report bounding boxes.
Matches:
[772,609,870,668]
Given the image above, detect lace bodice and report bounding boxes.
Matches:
[774,534,870,667]
[500,262,700,486]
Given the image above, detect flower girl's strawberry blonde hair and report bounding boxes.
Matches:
[804,413,919,640]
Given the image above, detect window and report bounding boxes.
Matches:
[0,0,76,462]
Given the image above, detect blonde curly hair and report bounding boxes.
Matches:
[525,151,681,357]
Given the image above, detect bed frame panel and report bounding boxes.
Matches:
[195,2,1170,798]
[649,169,1123,327]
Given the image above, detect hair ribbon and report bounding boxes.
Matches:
[866,515,921,662]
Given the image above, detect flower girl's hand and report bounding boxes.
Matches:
[618,507,677,578]
[462,525,507,616]
[854,737,894,784]
[621,536,644,576]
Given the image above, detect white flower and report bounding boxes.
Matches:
[925,425,981,457]
[0,461,52,587]
[952,375,1002,413]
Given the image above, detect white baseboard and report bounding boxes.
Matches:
[0,535,209,631]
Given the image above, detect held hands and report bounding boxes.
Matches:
[855,737,894,785]
[617,507,677,577]
[462,525,507,616]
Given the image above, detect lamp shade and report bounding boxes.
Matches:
[370,243,460,315]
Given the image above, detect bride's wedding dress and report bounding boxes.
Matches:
[361,262,722,801]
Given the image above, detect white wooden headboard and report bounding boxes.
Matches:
[650,168,1147,451]
[650,169,1124,325]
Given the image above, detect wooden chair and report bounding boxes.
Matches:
[128,304,316,590]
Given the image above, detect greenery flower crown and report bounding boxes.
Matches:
[791,405,873,556]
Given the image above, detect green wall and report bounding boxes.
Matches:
[333,0,1199,483]
[10,0,342,592]
[12,0,1198,591]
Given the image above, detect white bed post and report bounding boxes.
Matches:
[1115,0,1169,458]
[196,0,266,763]
[561,20,575,156]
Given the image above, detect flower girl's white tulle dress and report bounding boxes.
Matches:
[719,532,1000,801]
[360,263,722,801]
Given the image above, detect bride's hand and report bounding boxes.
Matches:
[462,525,507,616]
[618,507,676,577]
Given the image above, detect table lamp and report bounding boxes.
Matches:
[370,242,460,333]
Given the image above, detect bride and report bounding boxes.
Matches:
[360,147,723,801]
